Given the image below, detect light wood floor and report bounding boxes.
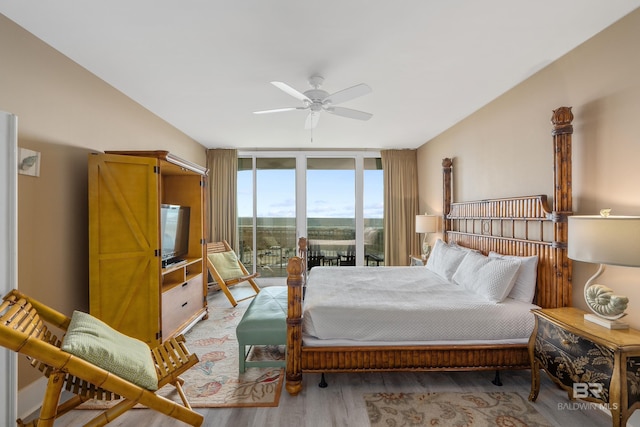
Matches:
[45,282,615,426]
[49,370,613,426]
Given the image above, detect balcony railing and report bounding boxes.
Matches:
[237,218,384,277]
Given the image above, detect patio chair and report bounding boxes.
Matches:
[307,248,324,270]
[0,289,203,427]
[206,240,261,307]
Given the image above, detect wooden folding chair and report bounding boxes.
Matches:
[206,240,260,307]
[0,289,203,427]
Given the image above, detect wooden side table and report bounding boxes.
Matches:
[409,255,426,266]
[529,307,640,427]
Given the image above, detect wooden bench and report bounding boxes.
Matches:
[235,286,287,373]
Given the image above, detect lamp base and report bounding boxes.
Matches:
[422,234,431,258]
[584,313,629,330]
[421,244,431,259]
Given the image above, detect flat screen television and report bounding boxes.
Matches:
[160,204,190,267]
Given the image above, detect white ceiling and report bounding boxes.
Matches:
[2,1,639,150]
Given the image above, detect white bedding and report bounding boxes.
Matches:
[302,266,538,346]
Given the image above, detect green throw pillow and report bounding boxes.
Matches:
[208,250,245,280]
[61,311,158,391]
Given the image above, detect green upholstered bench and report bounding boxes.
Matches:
[235,286,287,373]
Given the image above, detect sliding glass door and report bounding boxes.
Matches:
[364,158,384,265]
[238,152,382,276]
[306,158,355,267]
[238,157,296,277]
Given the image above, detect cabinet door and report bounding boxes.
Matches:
[89,153,161,345]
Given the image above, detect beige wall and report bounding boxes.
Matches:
[417,9,640,327]
[0,15,207,389]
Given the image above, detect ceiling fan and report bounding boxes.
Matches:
[253,74,372,129]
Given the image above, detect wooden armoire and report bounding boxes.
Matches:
[88,150,208,346]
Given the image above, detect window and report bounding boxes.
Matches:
[238,157,296,276]
[307,158,355,267]
[238,152,383,276]
[364,158,384,265]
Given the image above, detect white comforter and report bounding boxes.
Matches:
[302,266,538,346]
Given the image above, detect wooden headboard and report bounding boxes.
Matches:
[441,107,573,309]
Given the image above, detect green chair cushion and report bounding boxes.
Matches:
[61,311,158,390]
[208,250,245,280]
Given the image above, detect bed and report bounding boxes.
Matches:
[284,106,574,396]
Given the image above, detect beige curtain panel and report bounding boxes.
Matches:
[381,149,420,266]
[206,149,238,247]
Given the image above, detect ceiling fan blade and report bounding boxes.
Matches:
[326,106,373,121]
[305,112,320,129]
[253,107,302,115]
[271,81,311,103]
[326,83,372,105]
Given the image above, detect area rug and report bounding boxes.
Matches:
[79,299,285,409]
[364,391,552,427]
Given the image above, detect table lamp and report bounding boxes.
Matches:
[415,214,437,259]
[568,210,640,329]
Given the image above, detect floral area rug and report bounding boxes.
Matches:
[364,391,553,427]
[79,296,285,409]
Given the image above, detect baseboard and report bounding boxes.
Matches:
[18,377,47,421]
[18,378,74,422]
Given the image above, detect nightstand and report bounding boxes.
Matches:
[409,255,426,266]
[529,307,640,427]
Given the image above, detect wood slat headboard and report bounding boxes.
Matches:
[441,106,574,308]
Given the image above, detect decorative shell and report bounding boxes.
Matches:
[585,284,629,319]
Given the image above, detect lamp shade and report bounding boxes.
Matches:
[415,215,437,234]
[568,215,640,267]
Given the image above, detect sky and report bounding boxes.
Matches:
[237,168,383,219]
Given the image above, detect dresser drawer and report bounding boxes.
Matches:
[537,317,614,360]
[534,316,614,401]
[162,274,203,338]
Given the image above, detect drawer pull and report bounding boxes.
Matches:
[182,302,188,307]
[561,339,570,346]
[182,282,189,287]
[558,363,564,370]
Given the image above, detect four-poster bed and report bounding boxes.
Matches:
[285,106,574,396]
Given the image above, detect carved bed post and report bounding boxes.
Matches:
[550,107,573,308]
[297,236,308,255]
[442,158,453,242]
[286,256,304,396]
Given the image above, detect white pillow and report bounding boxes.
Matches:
[489,252,539,303]
[449,242,480,255]
[452,251,521,303]
[425,239,468,282]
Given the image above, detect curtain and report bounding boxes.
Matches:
[381,149,420,266]
[206,149,237,248]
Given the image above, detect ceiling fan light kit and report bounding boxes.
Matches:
[254,74,372,130]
